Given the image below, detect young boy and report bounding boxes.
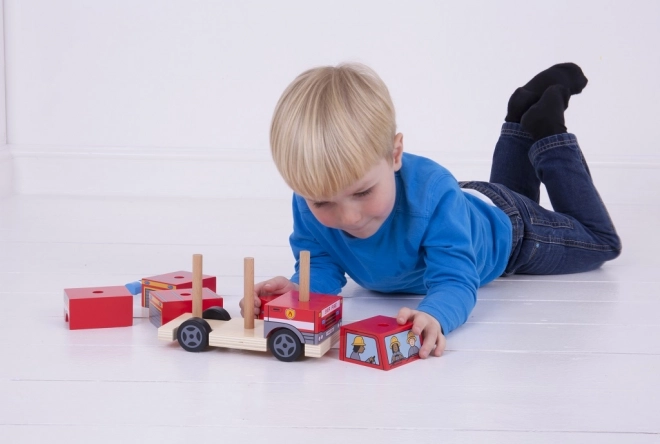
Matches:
[240,62,622,359]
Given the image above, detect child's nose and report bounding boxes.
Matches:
[340,207,361,226]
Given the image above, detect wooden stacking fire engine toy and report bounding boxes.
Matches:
[157,252,342,362]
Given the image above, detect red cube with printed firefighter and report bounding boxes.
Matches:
[339,315,422,370]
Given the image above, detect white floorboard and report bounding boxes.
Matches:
[1,195,658,443]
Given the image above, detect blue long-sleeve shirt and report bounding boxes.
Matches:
[289,153,512,334]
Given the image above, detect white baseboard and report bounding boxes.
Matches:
[11,144,292,199]
[441,157,660,207]
[0,146,13,197]
[8,144,660,205]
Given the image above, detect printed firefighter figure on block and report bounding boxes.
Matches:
[406,330,420,358]
[349,335,376,364]
[389,336,405,365]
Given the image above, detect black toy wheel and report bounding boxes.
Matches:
[202,307,232,321]
[176,318,211,352]
[267,329,303,362]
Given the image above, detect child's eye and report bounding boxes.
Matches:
[312,201,328,208]
[354,188,372,198]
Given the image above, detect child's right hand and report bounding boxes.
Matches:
[239,276,299,318]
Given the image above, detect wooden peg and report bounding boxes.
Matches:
[244,257,255,329]
[299,250,310,302]
[192,254,203,318]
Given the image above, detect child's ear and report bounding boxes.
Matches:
[392,133,404,171]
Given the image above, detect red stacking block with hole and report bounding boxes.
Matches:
[64,286,133,330]
[149,288,224,327]
[141,271,216,307]
[339,315,423,371]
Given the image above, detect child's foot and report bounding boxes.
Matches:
[520,84,571,141]
[505,63,588,123]
[524,62,588,95]
[505,87,543,124]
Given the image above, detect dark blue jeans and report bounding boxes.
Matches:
[461,122,621,275]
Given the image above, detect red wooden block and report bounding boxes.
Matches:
[64,286,133,330]
[264,290,342,340]
[140,271,216,307]
[257,294,280,320]
[149,288,224,327]
[339,315,423,371]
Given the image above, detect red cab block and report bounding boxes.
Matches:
[149,288,224,327]
[64,286,133,330]
[257,294,280,320]
[263,290,343,344]
[140,271,216,307]
[339,315,423,371]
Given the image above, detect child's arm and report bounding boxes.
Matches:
[404,182,482,354]
[419,186,481,334]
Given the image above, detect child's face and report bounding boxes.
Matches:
[305,134,403,239]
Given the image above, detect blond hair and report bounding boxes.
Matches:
[270,63,396,199]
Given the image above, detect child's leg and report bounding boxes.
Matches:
[507,86,621,274]
[524,86,620,238]
[490,64,588,203]
[489,123,540,202]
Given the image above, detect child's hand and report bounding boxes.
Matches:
[239,276,299,318]
[396,307,446,358]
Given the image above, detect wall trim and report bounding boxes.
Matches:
[10,144,291,199]
[0,144,12,196]
[8,144,660,204]
[1,0,7,145]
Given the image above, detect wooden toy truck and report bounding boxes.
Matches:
[157,252,342,362]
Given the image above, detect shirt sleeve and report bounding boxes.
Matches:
[289,195,347,295]
[416,179,480,335]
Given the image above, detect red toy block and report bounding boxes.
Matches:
[257,294,280,320]
[149,288,224,327]
[141,271,216,307]
[263,290,343,344]
[64,286,133,330]
[339,315,423,371]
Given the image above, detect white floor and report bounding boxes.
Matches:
[1,194,658,443]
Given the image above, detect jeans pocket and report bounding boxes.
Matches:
[521,199,574,229]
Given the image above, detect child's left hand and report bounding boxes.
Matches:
[396,307,446,358]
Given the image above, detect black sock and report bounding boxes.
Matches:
[505,63,588,123]
[520,85,571,141]
[524,62,588,95]
[505,87,542,124]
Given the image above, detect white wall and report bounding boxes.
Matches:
[0,0,12,197]
[4,0,660,201]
